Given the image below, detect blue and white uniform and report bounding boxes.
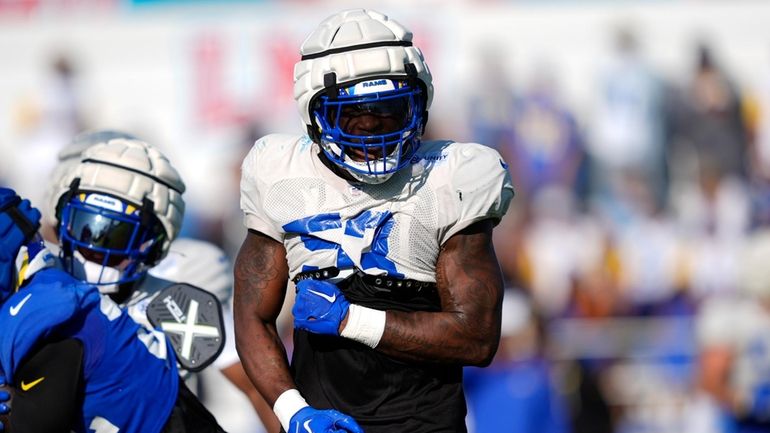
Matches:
[241,134,514,282]
[0,252,178,433]
[240,134,513,432]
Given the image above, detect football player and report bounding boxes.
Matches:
[45,133,279,432]
[0,187,225,433]
[235,8,514,433]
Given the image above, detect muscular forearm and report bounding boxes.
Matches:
[376,309,499,365]
[234,316,295,406]
[353,220,503,365]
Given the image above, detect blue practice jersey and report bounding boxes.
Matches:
[0,267,179,433]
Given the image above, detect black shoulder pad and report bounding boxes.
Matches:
[146,283,225,372]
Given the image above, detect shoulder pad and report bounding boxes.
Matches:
[146,283,225,372]
[240,134,310,241]
[435,142,514,244]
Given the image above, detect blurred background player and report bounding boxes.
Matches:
[0,187,225,433]
[45,134,278,432]
[692,229,770,433]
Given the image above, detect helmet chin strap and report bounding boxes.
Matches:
[319,138,404,185]
[342,149,400,185]
[346,166,395,185]
[69,250,124,294]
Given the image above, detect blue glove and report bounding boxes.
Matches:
[293,279,350,336]
[0,188,41,302]
[289,406,363,433]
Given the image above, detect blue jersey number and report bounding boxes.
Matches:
[283,211,402,278]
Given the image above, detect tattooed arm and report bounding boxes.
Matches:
[233,229,293,407]
[374,219,504,366]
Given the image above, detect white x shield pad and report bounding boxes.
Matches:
[146,283,225,372]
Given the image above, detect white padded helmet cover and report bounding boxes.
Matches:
[44,130,137,230]
[52,138,186,256]
[293,9,434,127]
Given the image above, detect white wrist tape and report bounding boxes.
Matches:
[273,388,308,432]
[340,304,386,348]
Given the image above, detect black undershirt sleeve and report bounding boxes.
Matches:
[7,338,84,433]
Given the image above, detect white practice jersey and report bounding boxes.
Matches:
[119,238,231,325]
[149,238,232,304]
[240,134,514,282]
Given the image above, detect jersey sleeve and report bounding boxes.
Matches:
[439,143,514,245]
[240,135,284,242]
[0,270,98,382]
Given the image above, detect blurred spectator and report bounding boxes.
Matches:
[520,186,605,318]
[589,26,667,210]
[610,171,688,315]
[467,48,586,204]
[47,55,82,132]
[569,232,622,320]
[467,42,518,157]
[749,177,770,229]
[668,42,749,182]
[464,289,571,433]
[693,229,770,433]
[673,160,751,239]
[506,67,587,203]
[753,54,770,179]
[3,53,83,206]
[747,52,770,228]
[671,160,750,300]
